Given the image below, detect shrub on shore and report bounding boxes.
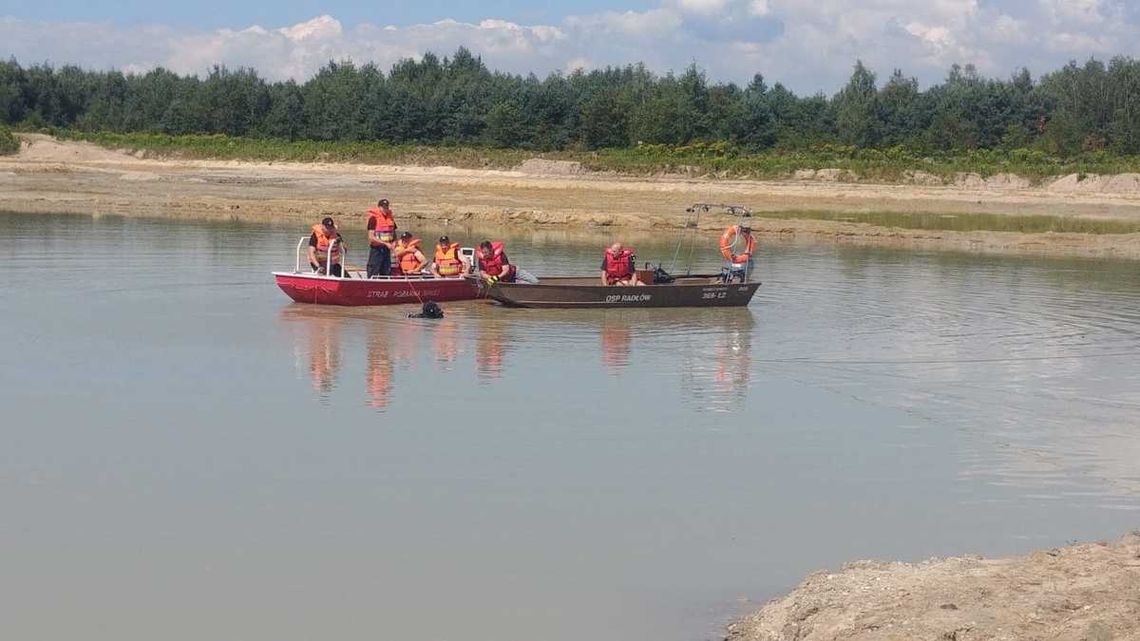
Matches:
[0,124,18,155]
[58,130,1140,184]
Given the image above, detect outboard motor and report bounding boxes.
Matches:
[408,300,445,319]
[650,264,676,284]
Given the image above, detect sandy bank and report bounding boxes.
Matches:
[3,135,1140,258]
[727,532,1140,641]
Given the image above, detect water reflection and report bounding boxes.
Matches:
[475,317,511,380]
[287,307,343,398]
[366,324,393,410]
[279,303,760,412]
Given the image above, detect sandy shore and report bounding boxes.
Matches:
[3,134,1140,258]
[726,532,1140,641]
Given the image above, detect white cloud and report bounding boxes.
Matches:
[1,1,1139,93]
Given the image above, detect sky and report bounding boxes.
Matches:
[3,0,1140,93]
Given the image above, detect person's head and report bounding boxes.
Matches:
[479,240,494,256]
[400,231,413,241]
[739,223,752,234]
[438,235,450,246]
[609,242,623,254]
[321,216,336,232]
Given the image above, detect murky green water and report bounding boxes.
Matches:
[2,212,1138,641]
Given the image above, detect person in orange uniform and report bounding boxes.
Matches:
[307,216,345,277]
[431,235,466,278]
[719,223,757,282]
[601,242,642,286]
[366,198,397,278]
[475,240,517,283]
[392,231,428,275]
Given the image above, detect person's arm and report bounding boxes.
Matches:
[367,217,378,246]
[308,234,320,270]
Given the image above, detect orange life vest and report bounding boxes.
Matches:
[719,226,756,264]
[434,242,463,276]
[394,238,426,273]
[367,207,396,245]
[312,224,342,264]
[604,247,635,282]
[477,241,515,280]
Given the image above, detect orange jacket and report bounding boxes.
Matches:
[367,207,396,245]
[434,242,463,276]
[719,226,756,264]
[312,224,342,263]
[395,238,426,273]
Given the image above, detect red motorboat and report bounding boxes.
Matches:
[274,237,480,306]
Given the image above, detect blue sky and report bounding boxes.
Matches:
[0,0,653,28]
[3,0,1139,93]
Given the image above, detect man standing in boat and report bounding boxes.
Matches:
[366,198,397,278]
[308,216,345,277]
[719,222,757,283]
[601,242,642,286]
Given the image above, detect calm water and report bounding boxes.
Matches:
[2,212,1139,641]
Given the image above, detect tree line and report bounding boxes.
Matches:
[3,48,1140,156]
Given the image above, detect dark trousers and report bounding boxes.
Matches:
[367,245,391,277]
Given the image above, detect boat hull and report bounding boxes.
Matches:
[483,276,760,308]
[274,272,480,306]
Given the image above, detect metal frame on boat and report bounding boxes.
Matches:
[273,236,480,306]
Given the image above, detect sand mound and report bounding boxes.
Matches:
[953,172,986,188]
[795,168,857,182]
[984,172,1031,190]
[1047,173,1140,194]
[17,134,141,164]
[516,158,584,176]
[902,170,943,186]
[727,532,1140,641]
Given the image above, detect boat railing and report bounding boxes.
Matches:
[292,235,348,278]
[291,237,479,280]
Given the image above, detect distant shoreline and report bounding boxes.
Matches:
[2,134,1139,259]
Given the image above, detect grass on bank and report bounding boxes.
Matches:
[756,210,1140,234]
[46,130,1140,183]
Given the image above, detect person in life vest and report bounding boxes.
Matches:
[391,231,427,275]
[600,242,642,286]
[719,223,757,265]
[431,235,467,278]
[307,216,345,277]
[366,198,397,278]
[719,223,757,283]
[475,240,517,283]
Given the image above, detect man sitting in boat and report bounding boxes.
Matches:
[601,242,643,286]
[366,199,397,278]
[308,216,345,277]
[719,223,756,282]
[392,231,427,275]
[431,235,467,278]
[475,240,517,283]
